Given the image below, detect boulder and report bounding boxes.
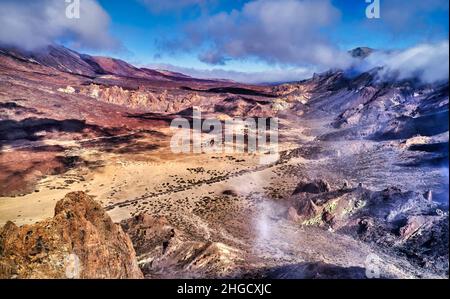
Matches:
[321,211,335,227]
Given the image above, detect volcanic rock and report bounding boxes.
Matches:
[296,199,320,219]
[120,214,176,256]
[292,179,331,195]
[121,214,242,278]
[0,192,143,279]
[399,215,449,275]
[222,189,238,197]
[287,206,301,222]
[321,211,335,227]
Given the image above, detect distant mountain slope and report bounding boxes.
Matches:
[0,45,218,83]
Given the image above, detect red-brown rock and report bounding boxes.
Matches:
[0,192,143,279]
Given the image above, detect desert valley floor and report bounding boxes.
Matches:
[0,46,448,279]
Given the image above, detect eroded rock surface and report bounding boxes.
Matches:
[287,182,449,277]
[121,214,243,278]
[0,192,143,279]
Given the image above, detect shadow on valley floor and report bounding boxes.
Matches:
[0,101,44,117]
[0,117,166,196]
[0,151,106,197]
[409,142,449,153]
[373,111,449,141]
[261,262,367,279]
[180,86,276,98]
[400,142,450,168]
[126,112,174,125]
[0,117,118,149]
[0,117,165,152]
[81,131,163,154]
[395,154,449,168]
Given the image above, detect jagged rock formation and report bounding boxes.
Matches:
[80,84,204,113]
[0,192,143,279]
[287,182,449,276]
[121,214,243,278]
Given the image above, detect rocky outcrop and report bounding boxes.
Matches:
[0,192,143,279]
[81,84,204,113]
[399,215,449,275]
[121,214,242,278]
[214,96,273,117]
[292,179,331,194]
[286,184,449,276]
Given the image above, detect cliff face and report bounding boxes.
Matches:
[80,84,203,113]
[121,214,243,278]
[0,192,143,279]
[287,181,449,277]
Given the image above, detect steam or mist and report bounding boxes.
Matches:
[254,199,285,249]
[355,41,449,84]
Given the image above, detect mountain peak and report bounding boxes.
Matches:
[349,47,374,58]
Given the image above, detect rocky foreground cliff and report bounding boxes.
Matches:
[0,192,244,279]
[1,188,448,279]
[0,192,143,279]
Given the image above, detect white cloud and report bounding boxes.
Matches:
[358,41,449,83]
[148,63,317,84]
[178,0,353,69]
[153,41,450,84]
[0,0,118,50]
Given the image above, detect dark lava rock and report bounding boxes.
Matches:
[266,262,367,279]
[222,189,238,197]
[399,215,449,276]
[322,211,335,227]
[293,179,331,195]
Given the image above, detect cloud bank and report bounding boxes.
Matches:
[0,0,118,50]
[148,63,317,84]
[358,41,449,83]
[0,0,446,84]
[153,41,449,84]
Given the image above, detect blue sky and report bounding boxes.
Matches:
[95,0,256,69]
[90,0,449,72]
[0,0,448,82]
